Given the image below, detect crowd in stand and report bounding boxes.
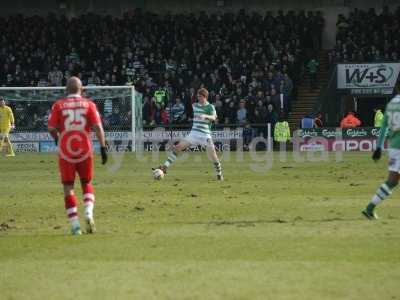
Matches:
[329,6,400,64]
[0,9,323,131]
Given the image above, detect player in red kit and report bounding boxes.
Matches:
[48,77,108,235]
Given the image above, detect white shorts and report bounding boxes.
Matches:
[388,148,400,173]
[184,131,213,147]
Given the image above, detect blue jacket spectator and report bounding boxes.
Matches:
[237,100,247,125]
[171,97,186,124]
[301,115,315,129]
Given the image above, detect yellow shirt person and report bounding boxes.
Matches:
[374,109,384,128]
[274,120,291,142]
[0,98,15,156]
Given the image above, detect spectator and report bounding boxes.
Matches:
[314,113,323,128]
[306,57,319,89]
[254,100,268,137]
[300,115,315,129]
[48,67,63,86]
[0,10,319,130]
[254,100,268,124]
[274,114,291,147]
[331,7,400,63]
[142,96,152,125]
[374,108,384,128]
[214,95,224,125]
[225,101,236,124]
[154,103,169,126]
[245,93,256,121]
[270,88,281,112]
[109,108,122,127]
[154,88,167,106]
[237,100,247,125]
[281,72,294,97]
[171,97,186,124]
[340,111,361,128]
[255,91,265,105]
[243,122,255,151]
[266,104,278,133]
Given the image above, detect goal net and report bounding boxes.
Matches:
[0,86,142,152]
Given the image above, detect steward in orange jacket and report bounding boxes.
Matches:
[340,112,361,128]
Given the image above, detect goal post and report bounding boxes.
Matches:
[0,86,142,152]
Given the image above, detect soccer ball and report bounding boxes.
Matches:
[152,168,164,180]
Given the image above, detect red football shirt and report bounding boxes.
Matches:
[48,95,101,159]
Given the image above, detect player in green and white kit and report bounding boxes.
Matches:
[363,84,400,219]
[155,88,223,180]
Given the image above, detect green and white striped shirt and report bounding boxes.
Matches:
[192,102,216,136]
[377,95,400,149]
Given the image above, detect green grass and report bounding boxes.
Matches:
[1,152,400,300]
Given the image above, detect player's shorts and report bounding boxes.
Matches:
[388,148,400,173]
[0,127,10,140]
[58,155,93,184]
[184,131,214,147]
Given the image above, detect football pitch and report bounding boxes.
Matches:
[1,152,400,300]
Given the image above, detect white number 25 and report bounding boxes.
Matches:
[63,109,87,130]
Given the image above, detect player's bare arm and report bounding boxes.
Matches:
[48,126,59,145]
[199,113,217,122]
[93,123,107,165]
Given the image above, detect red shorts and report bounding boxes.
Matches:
[58,156,93,184]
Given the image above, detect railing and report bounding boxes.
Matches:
[311,64,337,125]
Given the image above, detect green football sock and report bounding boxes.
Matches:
[164,151,177,168]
